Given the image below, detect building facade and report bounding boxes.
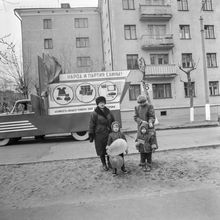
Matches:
[15,4,103,94]
[16,0,220,121]
[99,0,220,121]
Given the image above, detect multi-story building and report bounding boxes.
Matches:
[15,3,103,94]
[99,0,220,122]
[15,0,220,122]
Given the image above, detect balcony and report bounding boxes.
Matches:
[141,34,174,50]
[139,4,172,21]
[144,64,177,79]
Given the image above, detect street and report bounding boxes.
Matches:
[0,144,220,220]
[0,126,220,165]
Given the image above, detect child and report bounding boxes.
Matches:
[106,121,128,175]
[135,121,157,172]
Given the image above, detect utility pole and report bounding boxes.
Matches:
[200,16,210,120]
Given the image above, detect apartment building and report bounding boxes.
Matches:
[99,0,220,120]
[15,4,103,94]
[15,0,220,121]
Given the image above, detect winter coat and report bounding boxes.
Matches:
[134,103,155,129]
[135,123,156,153]
[107,131,126,146]
[89,106,115,156]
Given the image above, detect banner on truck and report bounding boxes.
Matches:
[48,71,130,115]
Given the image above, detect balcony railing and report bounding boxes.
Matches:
[141,34,174,50]
[139,4,172,21]
[144,64,177,78]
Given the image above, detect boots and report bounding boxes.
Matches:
[100,155,108,171]
[107,156,112,169]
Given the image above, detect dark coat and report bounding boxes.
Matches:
[89,106,115,156]
[107,131,126,146]
[134,103,155,129]
[136,128,156,153]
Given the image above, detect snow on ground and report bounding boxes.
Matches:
[0,147,220,210]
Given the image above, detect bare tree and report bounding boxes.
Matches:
[178,61,197,122]
[0,34,30,98]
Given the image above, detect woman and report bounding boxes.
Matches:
[89,96,115,171]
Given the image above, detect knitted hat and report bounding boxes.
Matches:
[137,95,147,104]
[96,96,106,105]
[111,121,120,130]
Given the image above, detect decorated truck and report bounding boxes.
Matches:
[0,70,130,146]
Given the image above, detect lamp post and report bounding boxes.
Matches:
[200,16,210,120]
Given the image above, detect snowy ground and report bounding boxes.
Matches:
[0,146,220,210]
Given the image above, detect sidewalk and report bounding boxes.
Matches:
[121,112,219,133]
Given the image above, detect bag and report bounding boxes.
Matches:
[106,138,128,156]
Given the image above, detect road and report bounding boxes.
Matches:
[0,126,220,165]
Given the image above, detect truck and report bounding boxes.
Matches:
[0,70,130,146]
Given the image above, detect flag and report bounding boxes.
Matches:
[43,54,62,84]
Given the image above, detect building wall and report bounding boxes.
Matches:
[99,0,220,116]
[17,7,103,94]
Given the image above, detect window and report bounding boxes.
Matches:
[207,53,217,68]
[75,18,88,28]
[184,82,195,97]
[122,0,135,10]
[43,19,52,29]
[153,83,172,99]
[148,25,166,38]
[150,54,169,65]
[202,0,213,11]
[209,81,219,96]
[124,25,137,40]
[182,53,193,68]
[126,54,139,69]
[76,37,89,48]
[179,25,191,39]
[145,0,165,5]
[44,39,53,49]
[77,57,91,67]
[177,0,188,11]
[129,84,141,100]
[204,25,215,39]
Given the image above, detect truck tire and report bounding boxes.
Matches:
[72,131,89,141]
[0,138,10,147]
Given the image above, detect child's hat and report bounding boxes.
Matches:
[111,121,120,129]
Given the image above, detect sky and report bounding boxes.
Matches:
[0,0,98,48]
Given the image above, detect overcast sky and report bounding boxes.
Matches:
[0,0,98,47]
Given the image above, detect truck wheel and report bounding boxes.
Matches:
[0,138,10,147]
[72,131,89,141]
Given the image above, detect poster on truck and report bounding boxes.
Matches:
[47,70,130,115]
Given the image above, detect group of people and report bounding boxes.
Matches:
[88,95,158,175]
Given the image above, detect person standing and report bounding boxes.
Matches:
[89,96,115,171]
[134,95,158,166]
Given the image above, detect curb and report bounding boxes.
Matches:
[123,122,219,134]
[1,144,220,167]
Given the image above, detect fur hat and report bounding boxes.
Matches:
[137,95,147,104]
[96,96,106,105]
